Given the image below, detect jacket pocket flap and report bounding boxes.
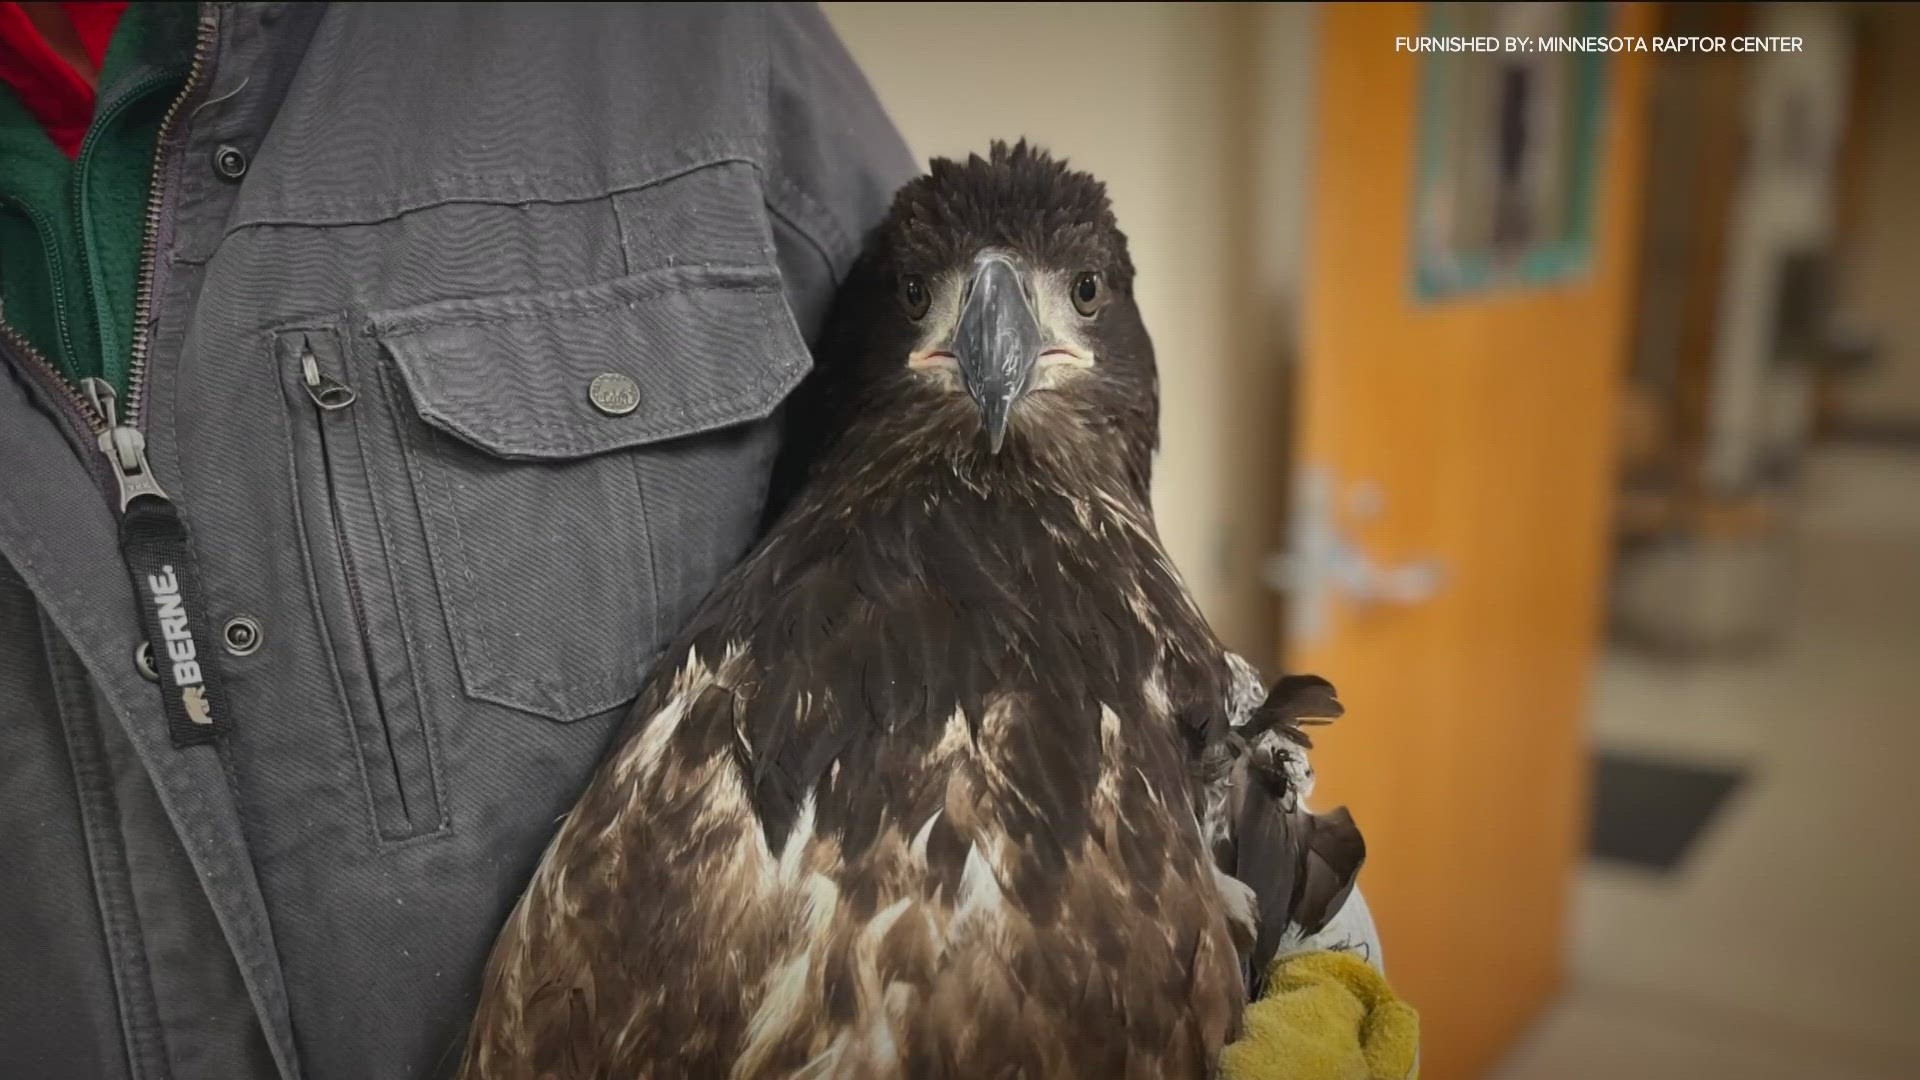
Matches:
[369,265,810,460]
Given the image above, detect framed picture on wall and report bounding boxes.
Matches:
[1414,1,1611,300]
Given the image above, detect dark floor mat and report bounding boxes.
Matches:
[1589,753,1749,872]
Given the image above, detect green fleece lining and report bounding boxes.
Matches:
[0,2,195,398]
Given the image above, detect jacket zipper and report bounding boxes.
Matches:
[0,4,216,465]
[0,7,230,749]
[305,353,376,673]
[298,345,414,824]
[81,378,170,509]
[0,317,108,476]
[127,5,219,426]
[72,69,205,389]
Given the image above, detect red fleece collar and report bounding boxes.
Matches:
[0,2,130,157]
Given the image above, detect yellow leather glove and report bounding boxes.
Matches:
[1219,950,1420,1080]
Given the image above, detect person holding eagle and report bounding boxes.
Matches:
[0,4,1413,1078]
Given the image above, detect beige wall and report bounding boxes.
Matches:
[821,2,1317,658]
[1838,7,1920,424]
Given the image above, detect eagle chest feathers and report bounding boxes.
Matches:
[464,480,1250,1080]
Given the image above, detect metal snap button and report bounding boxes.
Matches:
[223,616,264,656]
[135,641,159,682]
[213,144,249,180]
[588,373,642,416]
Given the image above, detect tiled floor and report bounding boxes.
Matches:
[1497,448,1920,1079]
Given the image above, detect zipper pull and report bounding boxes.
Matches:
[82,377,172,511]
[300,343,357,411]
[80,376,230,748]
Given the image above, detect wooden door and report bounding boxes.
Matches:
[1287,5,1654,1077]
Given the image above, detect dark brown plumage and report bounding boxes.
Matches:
[459,142,1362,1080]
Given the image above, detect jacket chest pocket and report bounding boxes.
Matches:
[276,263,811,840]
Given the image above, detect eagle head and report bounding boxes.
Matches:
[824,141,1158,489]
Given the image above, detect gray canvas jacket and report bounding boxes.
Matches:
[0,5,914,1078]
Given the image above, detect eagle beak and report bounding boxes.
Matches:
[952,251,1045,454]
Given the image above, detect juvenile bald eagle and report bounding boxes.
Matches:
[459,143,1363,1080]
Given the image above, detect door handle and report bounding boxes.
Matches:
[1265,467,1447,645]
[1325,546,1447,606]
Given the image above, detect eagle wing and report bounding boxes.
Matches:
[1209,658,1367,996]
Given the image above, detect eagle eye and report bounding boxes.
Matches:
[1071,271,1104,317]
[899,274,931,321]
